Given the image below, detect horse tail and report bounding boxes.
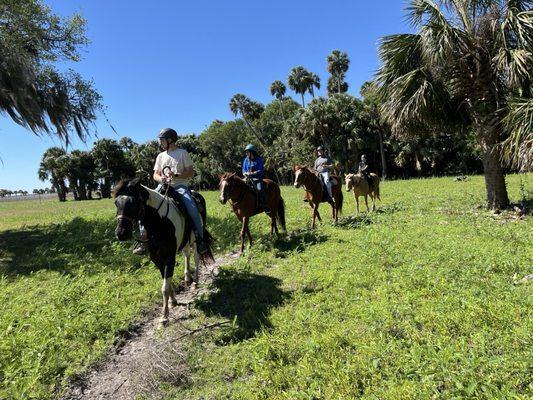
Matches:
[375,176,381,200]
[337,187,343,215]
[200,227,216,266]
[193,191,215,265]
[277,197,287,232]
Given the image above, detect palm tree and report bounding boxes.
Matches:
[288,66,311,107]
[376,0,532,209]
[38,147,68,201]
[327,76,349,96]
[307,73,321,99]
[229,94,266,146]
[326,50,350,94]
[270,80,287,120]
[229,94,283,182]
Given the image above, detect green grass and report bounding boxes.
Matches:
[0,175,531,399]
[161,175,532,400]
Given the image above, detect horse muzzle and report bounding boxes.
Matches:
[115,225,133,241]
[219,196,228,205]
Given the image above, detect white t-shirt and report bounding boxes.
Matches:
[153,148,193,187]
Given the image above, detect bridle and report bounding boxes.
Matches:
[115,194,146,227]
[222,177,246,207]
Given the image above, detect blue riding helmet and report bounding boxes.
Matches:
[245,144,258,153]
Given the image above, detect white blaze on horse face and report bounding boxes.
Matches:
[345,175,353,191]
[219,180,228,202]
[294,170,302,188]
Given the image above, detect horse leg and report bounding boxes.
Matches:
[160,271,171,326]
[364,195,370,212]
[183,244,193,285]
[169,280,178,308]
[371,193,376,211]
[240,218,247,255]
[192,242,200,284]
[246,220,253,248]
[355,195,360,215]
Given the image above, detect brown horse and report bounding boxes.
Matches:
[344,173,381,214]
[219,173,286,254]
[293,165,343,228]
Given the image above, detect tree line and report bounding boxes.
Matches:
[38,63,487,202]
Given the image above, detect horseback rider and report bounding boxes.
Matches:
[358,154,374,189]
[242,144,266,209]
[133,128,209,256]
[314,146,335,202]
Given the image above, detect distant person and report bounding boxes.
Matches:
[133,128,208,256]
[358,154,374,188]
[314,146,334,202]
[242,144,266,209]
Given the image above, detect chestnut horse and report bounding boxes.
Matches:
[293,165,343,228]
[219,173,286,254]
[344,173,381,214]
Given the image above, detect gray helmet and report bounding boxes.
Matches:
[316,146,324,151]
[158,128,178,142]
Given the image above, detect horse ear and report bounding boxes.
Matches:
[129,178,141,187]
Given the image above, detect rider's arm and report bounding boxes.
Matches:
[242,158,250,176]
[249,157,264,177]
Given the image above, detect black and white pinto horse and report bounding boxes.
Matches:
[113,178,214,326]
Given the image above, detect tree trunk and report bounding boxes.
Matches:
[337,75,341,94]
[482,141,509,210]
[301,93,305,107]
[278,99,285,121]
[378,130,387,179]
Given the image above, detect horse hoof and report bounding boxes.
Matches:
[170,299,178,308]
[158,317,169,328]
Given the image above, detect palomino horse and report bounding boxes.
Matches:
[219,173,286,254]
[344,173,381,214]
[293,165,343,228]
[113,178,214,326]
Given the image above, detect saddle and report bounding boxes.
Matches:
[160,185,205,251]
[245,178,267,212]
[317,173,338,202]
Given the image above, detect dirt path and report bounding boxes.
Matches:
[63,251,239,400]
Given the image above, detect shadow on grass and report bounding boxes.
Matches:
[0,217,134,277]
[256,228,328,258]
[334,202,404,229]
[195,269,292,343]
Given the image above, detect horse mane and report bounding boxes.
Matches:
[112,178,141,197]
[220,172,247,184]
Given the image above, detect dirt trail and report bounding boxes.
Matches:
[63,251,239,400]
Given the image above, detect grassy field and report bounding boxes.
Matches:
[0,175,531,399]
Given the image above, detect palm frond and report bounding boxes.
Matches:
[377,34,424,86]
[502,96,533,171]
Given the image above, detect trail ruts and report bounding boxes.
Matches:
[62,251,238,400]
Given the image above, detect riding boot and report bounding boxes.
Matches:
[133,227,149,255]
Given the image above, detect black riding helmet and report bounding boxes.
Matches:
[158,128,178,143]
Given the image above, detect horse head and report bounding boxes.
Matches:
[218,173,239,204]
[293,165,309,188]
[344,173,364,192]
[113,178,149,240]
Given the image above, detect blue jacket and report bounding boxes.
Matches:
[242,156,264,179]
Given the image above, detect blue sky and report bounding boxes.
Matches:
[0,0,410,191]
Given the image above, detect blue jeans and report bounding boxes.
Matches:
[156,184,204,240]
